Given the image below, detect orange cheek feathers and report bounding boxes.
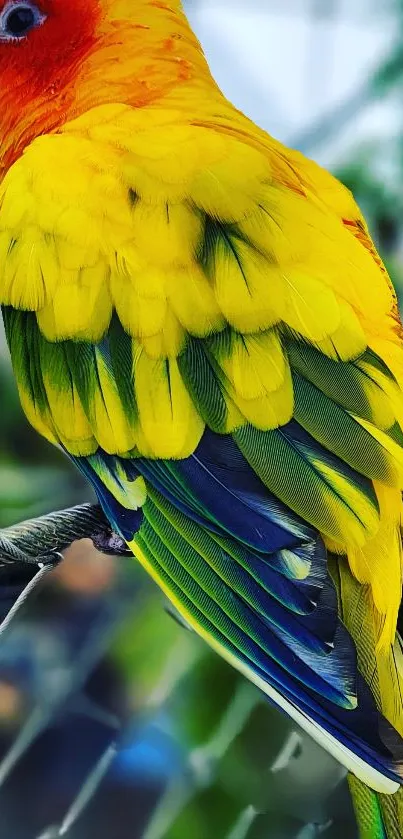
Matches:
[0,0,100,170]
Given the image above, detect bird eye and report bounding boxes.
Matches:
[0,1,46,41]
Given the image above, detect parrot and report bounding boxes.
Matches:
[1,0,403,834]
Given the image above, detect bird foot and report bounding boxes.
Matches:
[90,524,130,557]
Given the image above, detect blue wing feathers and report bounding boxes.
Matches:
[71,427,403,786]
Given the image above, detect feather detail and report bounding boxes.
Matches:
[234,422,380,547]
[178,337,244,434]
[347,483,402,649]
[133,345,204,457]
[293,372,401,486]
[167,263,225,336]
[140,307,186,359]
[207,328,286,400]
[278,269,341,342]
[198,216,283,333]
[315,299,367,362]
[287,340,399,431]
[37,260,112,342]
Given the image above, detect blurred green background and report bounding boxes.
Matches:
[1,2,403,837]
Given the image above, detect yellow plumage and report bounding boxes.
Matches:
[133,348,204,458]
[1,64,402,623]
[2,0,403,816]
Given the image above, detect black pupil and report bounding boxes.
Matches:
[5,7,35,36]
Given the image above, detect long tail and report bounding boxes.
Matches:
[331,557,403,837]
[349,776,386,838]
[348,775,403,839]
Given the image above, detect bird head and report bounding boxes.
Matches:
[0,0,212,174]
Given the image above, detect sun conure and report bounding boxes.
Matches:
[1,1,403,834]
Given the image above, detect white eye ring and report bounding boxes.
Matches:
[0,1,46,42]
